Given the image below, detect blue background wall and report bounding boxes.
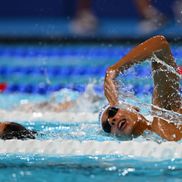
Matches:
[0,0,174,19]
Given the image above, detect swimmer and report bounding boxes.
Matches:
[100,35,182,141]
[0,122,36,140]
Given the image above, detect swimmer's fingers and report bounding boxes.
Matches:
[105,87,118,106]
[105,79,118,102]
[104,71,119,106]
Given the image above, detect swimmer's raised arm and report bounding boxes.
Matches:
[104,35,179,106]
[103,35,182,141]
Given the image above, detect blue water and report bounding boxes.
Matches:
[0,44,181,182]
[0,119,182,182]
[0,155,182,182]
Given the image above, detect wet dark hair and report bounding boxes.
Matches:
[1,122,36,140]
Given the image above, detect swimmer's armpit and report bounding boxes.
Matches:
[0,122,36,140]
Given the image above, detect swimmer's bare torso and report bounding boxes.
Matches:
[102,35,182,141]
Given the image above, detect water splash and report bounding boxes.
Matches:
[14,81,103,113]
[116,54,182,126]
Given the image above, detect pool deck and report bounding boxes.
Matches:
[0,18,182,43]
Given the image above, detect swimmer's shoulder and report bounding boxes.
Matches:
[178,107,182,114]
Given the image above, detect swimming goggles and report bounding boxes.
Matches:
[102,107,119,133]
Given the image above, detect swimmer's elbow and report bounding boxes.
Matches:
[153,35,167,41]
[152,35,169,48]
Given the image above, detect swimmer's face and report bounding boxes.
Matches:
[101,106,143,136]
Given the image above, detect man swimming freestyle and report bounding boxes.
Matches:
[100,35,182,141]
[1,35,180,141]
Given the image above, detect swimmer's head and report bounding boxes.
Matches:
[99,104,146,137]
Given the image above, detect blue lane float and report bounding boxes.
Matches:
[0,47,181,59]
[0,47,124,58]
[5,83,154,95]
[0,66,151,77]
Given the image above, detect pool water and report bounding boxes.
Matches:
[0,155,182,182]
[0,44,181,182]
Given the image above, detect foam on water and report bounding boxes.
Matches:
[0,82,181,160]
[0,138,181,160]
[0,110,97,122]
[0,106,181,160]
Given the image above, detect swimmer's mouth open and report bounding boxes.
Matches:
[117,119,127,131]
